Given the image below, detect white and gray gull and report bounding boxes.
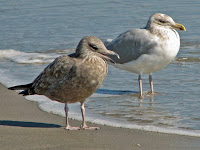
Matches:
[8,36,119,130]
[106,13,186,98]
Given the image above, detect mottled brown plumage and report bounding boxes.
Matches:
[9,36,119,130]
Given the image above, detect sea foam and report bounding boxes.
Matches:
[0,49,60,64]
[24,93,200,137]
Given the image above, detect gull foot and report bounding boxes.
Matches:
[138,94,144,99]
[81,125,100,130]
[65,125,81,130]
[148,91,155,95]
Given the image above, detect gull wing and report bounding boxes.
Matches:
[31,55,76,94]
[106,28,157,64]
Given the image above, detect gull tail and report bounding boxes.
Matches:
[8,83,33,96]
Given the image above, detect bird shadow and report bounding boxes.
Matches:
[0,120,61,128]
[96,88,137,95]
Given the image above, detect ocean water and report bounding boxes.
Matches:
[1,0,200,136]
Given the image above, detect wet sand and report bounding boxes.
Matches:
[0,84,200,150]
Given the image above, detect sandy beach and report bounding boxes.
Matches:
[0,83,200,150]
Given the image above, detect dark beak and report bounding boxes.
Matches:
[98,49,120,64]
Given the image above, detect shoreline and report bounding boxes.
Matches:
[0,83,200,150]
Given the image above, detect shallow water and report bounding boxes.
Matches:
[0,0,200,136]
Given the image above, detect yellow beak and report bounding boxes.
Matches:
[173,23,186,31]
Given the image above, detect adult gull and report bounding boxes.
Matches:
[106,13,186,98]
[9,36,119,130]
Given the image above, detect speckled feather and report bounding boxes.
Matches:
[9,36,116,104]
[32,54,108,103]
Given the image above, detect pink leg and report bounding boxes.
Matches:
[138,74,143,98]
[149,73,154,94]
[80,102,100,130]
[64,104,80,130]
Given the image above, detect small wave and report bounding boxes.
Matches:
[176,57,200,62]
[181,41,200,49]
[0,49,62,64]
[43,48,75,54]
[103,38,113,47]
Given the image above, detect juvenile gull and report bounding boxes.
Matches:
[106,13,186,98]
[8,36,119,130]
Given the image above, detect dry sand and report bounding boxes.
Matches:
[0,84,200,150]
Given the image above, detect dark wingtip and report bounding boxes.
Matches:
[8,87,14,90]
[8,83,33,91]
[8,83,34,96]
[19,90,31,96]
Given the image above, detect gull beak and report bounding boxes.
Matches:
[105,50,120,59]
[173,23,186,31]
[98,49,120,64]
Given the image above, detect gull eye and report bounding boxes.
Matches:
[159,19,166,23]
[89,44,98,50]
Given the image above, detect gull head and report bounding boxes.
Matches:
[76,36,119,63]
[146,13,186,31]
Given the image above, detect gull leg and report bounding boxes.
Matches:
[149,73,155,94]
[138,74,143,98]
[80,102,100,130]
[64,103,80,130]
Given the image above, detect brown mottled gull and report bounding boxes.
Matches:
[106,13,186,98]
[8,36,119,130]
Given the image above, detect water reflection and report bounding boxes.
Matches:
[87,90,181,128]
[139,94,154,107]
[96,88,134,95]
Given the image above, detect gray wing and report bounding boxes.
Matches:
[32,55,76,94]
[106,28,157,64]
